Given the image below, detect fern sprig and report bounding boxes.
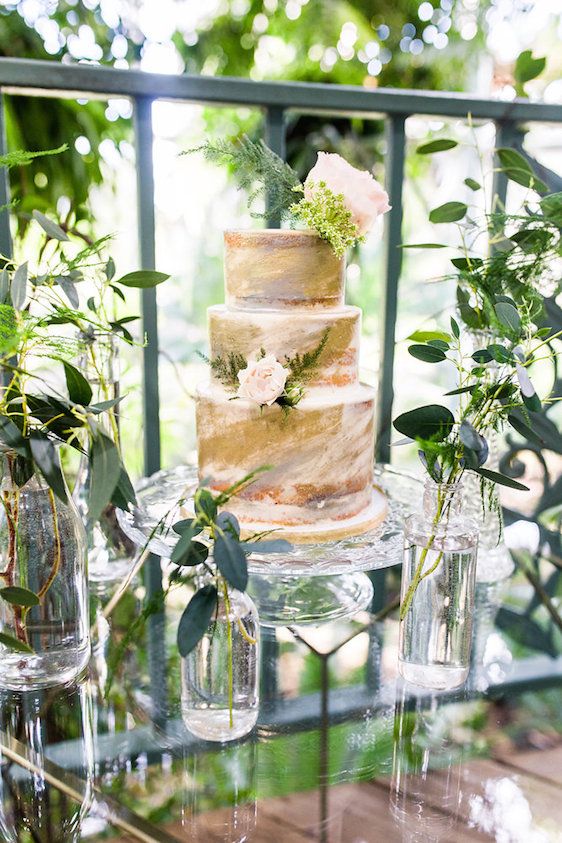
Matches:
[184,136,302,221]
[286,328,330,382]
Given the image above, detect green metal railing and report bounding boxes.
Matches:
[2,58,562,471]
[1,58,562,719]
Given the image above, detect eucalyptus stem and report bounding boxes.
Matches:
[221,578,234,729]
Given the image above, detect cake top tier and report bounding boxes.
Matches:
[224,229,345,311]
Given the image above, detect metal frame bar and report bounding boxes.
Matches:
[1,58,562,122]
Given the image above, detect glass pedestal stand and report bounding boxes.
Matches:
[117,465,412,626]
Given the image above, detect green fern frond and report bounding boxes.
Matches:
[185,136,302,221]
[0,145,68,170]
[286,328,330,382]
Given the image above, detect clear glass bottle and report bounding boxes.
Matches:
[390,680,465,841]
[73,332,136,583]
[182,740,257,841]
[181,577,260,742]
[0,675,94,842]
[0,451,90,688]
[399,480,478,690]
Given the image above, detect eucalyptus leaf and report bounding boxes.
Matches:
[32,210,69,241]
[496,148,547,193]
[494,301,521,334]
[0,416,28,456]
[114,270,170,289]
[88,434,121,523]
[0,586,40,607]
[173,540,209,567]
[451,257,483,270]
[399,243,448,249]
[408,344,447,363]
[172,518,203,538]
[450,317,460,339]
[216,511,241,537]
[523,391,541,413]
[464,177,481,191]
[110,464,137,510]
[514,50,546,90]
[416,138,458,154]
[0,269,9,303]
[177,585,218,657]
[105,257,116,280]
[507,413,544,446]
[0,632,34,654]
[540,192,562,227]
[57,277,80,308]
[408,330,451,343]
[11,262,27,311]
[194,488,218,521]
[214,530,248,591]
[29,432,68,502]
[429,202,467,224]
[63,361,93,406]
[393,404,454,442]
[474,467,529,491]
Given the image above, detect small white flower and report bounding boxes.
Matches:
[237,354,288,406]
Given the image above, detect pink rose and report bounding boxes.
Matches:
[237,354,288,406]
[304,152,391,236]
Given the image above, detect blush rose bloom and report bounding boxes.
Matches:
[304,152,391,236]
[237,354,288,406]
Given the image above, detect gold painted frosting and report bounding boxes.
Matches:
[195,229,387,544]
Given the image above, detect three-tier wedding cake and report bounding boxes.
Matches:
[196,228,387,543]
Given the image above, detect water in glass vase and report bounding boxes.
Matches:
[399,481,478,691]
[181,584,259,742]
[0,458,90,689]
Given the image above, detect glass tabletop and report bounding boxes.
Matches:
[1,580,561,843]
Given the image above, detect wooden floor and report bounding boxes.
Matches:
[110,746,562,842]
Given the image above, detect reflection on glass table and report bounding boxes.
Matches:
[1,584,561,842]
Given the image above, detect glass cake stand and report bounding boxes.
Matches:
[117,464,418,626]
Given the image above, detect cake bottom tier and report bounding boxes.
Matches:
[196,383,387,543]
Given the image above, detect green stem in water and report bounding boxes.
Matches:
[221,578,234,729]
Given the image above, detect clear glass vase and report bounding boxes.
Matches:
[390,680,465,841]
[73,332,136,583]
[181,577,260,742]
[0,675,94,843]
[0,452,90,688]
[399,480,478,690]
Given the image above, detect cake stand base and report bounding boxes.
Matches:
[248,571,374,627]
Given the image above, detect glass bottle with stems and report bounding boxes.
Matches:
[73,330,136,583]
[181,569,260,742]
[399,477,478,691]
[0,447,90,689]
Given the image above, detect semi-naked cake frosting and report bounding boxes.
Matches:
[196,229,387,543]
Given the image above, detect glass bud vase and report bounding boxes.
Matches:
[399,480,478,691]
[73,332,136,584]
[0,453,90,689]
[181,577,260,742]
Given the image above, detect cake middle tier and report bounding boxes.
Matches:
[196,381,376,533]
[208,305,361,388]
